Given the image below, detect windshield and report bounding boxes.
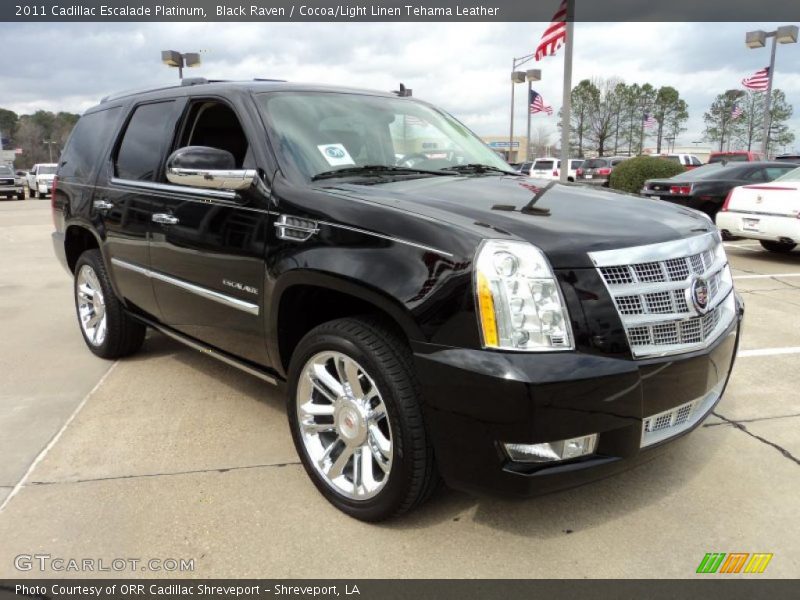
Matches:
[256,92,515,180]
[0,166,13,176]
[775,166,800,182]
[38,165,57,175]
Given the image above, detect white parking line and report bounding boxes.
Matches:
[738,347,800,358]
[0,362,118,514]
[733,273,800,280]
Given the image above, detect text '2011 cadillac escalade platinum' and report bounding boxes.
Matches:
[52,79,743,521]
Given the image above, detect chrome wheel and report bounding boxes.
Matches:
[76,264,107,347]
[296,351,393,500]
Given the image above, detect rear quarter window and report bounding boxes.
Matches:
[582,159,607,168]
[59,106,122,181]
[115,101,177,181]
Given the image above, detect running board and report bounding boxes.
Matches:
[133,316,280,386]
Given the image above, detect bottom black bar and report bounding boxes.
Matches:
[1,580,798,600]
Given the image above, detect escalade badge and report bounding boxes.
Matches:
[691,277,710,314]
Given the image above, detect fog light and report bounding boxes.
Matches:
[504,434,598,463]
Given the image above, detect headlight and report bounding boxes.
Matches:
[474,239,573,351]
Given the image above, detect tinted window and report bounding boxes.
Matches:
[763,167,795,181]
[583,158,608,169]
[709,153,748,163]
[59,107,122,181]
[533,160,554,170]
[670,164,731,181]
[519,162,532,171]
[115,101,176,181]
[743,168,767,182]
[775,166,800,182]
[571,160,583,169]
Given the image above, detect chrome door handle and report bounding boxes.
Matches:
[93,200,114,210]
[152,213,179,225]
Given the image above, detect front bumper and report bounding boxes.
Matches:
[717,210,800,243]
[413,297,742,497]
[0,184,23,195]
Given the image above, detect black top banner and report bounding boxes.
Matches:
[2,0,800,22]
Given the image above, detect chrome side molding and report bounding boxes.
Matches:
[111,258,259,316]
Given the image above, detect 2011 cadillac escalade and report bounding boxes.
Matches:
[51,79,743,521]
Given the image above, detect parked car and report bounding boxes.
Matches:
[0,164,25,200]
[26,163,58,198]
[708,151,764,164]
[659,153,703,170]
[575,156,628,186]
[520,157,583,182]
[716,166,800,253]
[774,153,800,163]
[52,79,742,521]
[641,161,798,220]
[515,161,532,174]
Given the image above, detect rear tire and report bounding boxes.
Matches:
[760,240,796,254]
[287,316,438,521]
[74,249,146,359]
[30,186,38,199]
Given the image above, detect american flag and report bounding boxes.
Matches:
[530,90,553,115]
[643,113,657,128]
[535,0,567,61]
[731,105,744,120]
[742,67,769,91]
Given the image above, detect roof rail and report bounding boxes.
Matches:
[253,78,287,82]
[181,77,209,86]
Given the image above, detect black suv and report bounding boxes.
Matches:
[52,80,743,521]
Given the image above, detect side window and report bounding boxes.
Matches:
[115,101,176,181]
[764,167,792,181]
[177,101,251,169]
[60,107,122,181]
[743,168,767,182]
[691,156,702,166]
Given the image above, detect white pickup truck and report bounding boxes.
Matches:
[26,163,58,198]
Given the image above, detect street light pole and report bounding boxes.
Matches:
[508,55,539,163]
[161,50,202,80]
[43,140,56,163]
[745,25,798,158]
[762,34,778,157]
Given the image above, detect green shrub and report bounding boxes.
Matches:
[608,156,685,194]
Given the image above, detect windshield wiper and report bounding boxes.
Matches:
[312,165,449,181]
[441,164,519,176]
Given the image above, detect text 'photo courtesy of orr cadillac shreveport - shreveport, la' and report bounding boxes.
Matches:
[1,0,799,588]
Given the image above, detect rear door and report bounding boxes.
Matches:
[147,97,271,366]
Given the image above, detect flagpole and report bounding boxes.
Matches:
[509,58,516,161]
[558,0,574,183]
[526,81,532,162]
[761,37,778,157]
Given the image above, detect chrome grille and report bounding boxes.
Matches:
[641,379,726,447]
[590,233,737,358]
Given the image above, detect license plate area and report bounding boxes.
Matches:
[743,218,760,232]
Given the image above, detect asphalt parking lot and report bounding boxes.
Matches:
[0,199,798,578]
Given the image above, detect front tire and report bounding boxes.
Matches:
[30,186,38,199]
[760,240,796,254]
[74,249,146,359]
[287,317,437,521]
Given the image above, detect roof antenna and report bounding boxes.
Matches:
[394,83,412,97]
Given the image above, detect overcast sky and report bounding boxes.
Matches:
[0,21,798,151]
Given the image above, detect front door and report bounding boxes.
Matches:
[147,99,271,366]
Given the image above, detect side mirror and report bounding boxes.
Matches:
[165,146,256,191]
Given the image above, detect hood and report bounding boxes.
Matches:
[318,175,715,268]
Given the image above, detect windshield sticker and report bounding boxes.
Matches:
[318,143,355,167]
